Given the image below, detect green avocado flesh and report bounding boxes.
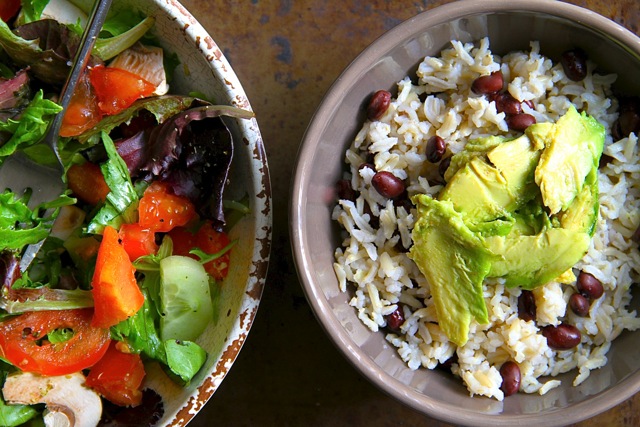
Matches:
[410,196,492,346]
[409,106,604,346]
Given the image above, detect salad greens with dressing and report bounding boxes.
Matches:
[0,1,252,425]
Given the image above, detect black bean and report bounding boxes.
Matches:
[438,156,452,179]
[616,110,640,137]
[336,179,357,201]
[437,353,458,373]
[576,271,604,300]
[471,71,504,94]
[492,92,524,115]
[506,113,536,131]
[619,96,640,114]
[569,293,590,317]
[363,202,380,229]
[599,154,614,169]
[518,290,536,322]
[367,90,392,121]
[499,361,521,397]
[385,306,405,333]
[393,194,413,213]
[426,135,447,163]
[541,323,582,350]
[371,171,405,199]
[560,48,588,81]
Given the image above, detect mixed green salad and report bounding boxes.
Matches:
[0,1,252,425]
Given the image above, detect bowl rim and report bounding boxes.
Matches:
[290,0,640,425]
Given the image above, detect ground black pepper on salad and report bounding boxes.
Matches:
[0,1,253,426]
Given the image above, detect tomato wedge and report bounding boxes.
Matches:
[138,182,197,233]
[67,161,111,205]
[0,309,111,376]
[89,65,156,115]
[119,223,158,261]
[91,226,145,328]
[169,221,232,280]
[86,341,146,407]
[60,72,102,137]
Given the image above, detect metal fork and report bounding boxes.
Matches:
[0,0,113,271]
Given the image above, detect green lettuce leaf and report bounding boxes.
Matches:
[0,90,63,161]
[0,191,50,249]
[86,132,139,234]
[20,0,50,23]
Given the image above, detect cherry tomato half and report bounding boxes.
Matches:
[119,223,158,262]
[89,65,155,115]
[169,221,232,280]
[86,341,146,407]
[0,309,111,376]
[138,182,197,233]
[60,72,102,137]
[67,161,111,206]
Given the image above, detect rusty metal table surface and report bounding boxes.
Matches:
[178,0,640,426]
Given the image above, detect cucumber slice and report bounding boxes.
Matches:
[159,255,213,342]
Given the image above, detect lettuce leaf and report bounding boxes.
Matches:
[19,0,50,23]
[86,132,139,234]
[0,190,51,249]
[1,18,102,85]
[0,90,62,161]
[93,16,155,61]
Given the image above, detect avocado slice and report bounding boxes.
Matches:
[486,132,543,207]
[409,195,493,347]
[558,167,599,236]
[534,105,605,214]
[444,135,503,182]
[485,228,591,289]
[439,157,514,224]
[441,132,544,229]
[525,121,554,151]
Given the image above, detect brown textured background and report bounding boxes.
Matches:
[178,1,640,426]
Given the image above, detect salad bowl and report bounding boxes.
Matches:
[0,0,271,425]
[291,0,640,426]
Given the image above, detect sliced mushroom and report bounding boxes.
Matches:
[2,371,102,427]
[108,43,169,95]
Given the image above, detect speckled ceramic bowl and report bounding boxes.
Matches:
[74,0,271,425]
[291,0,640,425]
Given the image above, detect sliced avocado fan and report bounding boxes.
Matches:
[410,106,605,346]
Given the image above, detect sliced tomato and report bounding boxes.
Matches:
[89,65,155,116]
[138,182,197,233]
[91,226,145,328]
[0,0,20,22]
[119,223,158,261]
[0,309,111,376]
[86,341,146,407]
[67,161,111,205]
[60,72,102,137]
[169,221,232,280]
